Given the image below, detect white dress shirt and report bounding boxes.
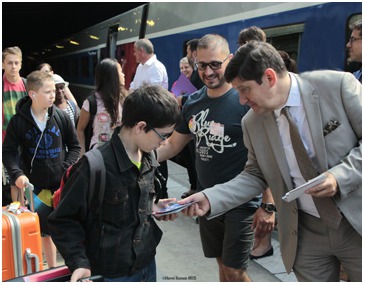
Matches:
[130,54,168,90]
[274,73,320,217]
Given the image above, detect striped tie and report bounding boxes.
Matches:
[282,107,342,229]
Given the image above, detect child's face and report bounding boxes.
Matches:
[2,54,22,77]
[142,125,175,152]
[31,79,56,109]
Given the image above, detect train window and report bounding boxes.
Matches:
[69,58,78,77]
[81,56,89,77]
[116,6,145,43]
[265,24,304,63]
[146,3,280,36]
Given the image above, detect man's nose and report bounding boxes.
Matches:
[239,93,248,105]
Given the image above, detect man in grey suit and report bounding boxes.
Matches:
[181,41,362,282]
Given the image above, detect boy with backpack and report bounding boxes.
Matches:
[48,85,181,282]
[2,70,81,268]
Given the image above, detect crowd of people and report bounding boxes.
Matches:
[2,20,362,282]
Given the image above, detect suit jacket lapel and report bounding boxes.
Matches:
[295,74,328,172]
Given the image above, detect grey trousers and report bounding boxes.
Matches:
[293,211,362,282]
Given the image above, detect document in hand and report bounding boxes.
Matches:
[282,174,327,202]
[171,73,197,97]
[153,202,195,217]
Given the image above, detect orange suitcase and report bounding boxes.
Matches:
[2,184,43,281]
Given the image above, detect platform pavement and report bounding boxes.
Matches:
[53,160,297,282]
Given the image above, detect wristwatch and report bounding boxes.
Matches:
[260,202,277,213]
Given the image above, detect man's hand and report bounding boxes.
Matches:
[305,172,338,197]
[178,192,211,217]
[252,207,275,239]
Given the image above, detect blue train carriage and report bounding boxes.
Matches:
[147,2,361,89]
[44,2,361,105]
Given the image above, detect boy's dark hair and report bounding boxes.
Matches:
[122,85,180,129]
[225,41,287,85]
[26,70,54,92]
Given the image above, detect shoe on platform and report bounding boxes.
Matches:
[249,246,274,260]
[181,189,197,199]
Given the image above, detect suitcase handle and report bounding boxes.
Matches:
[25,248,40,274]
[24,182,35,212]
[77,275,104,282]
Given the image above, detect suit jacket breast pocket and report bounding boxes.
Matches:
[324,123,358,167]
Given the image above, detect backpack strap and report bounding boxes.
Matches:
[22,77,28,92]
[84,148,106,215]
[88,94,97,116]
[84,94,97,151]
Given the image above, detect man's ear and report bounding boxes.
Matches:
[265,68,277,87]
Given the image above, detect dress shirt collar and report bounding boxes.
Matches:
[274,73,301,118]
[143,54,157,66]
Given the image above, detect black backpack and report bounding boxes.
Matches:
[84,94,97,151]
[53,148,106,214]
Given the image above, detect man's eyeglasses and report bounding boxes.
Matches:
[195,55,230,71]
[150,127,170,141]
[348,36,362,44]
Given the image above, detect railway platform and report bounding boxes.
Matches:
[155,160,297,282]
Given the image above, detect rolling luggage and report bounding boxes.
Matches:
[5,265,103,282]
[5,265,71,282]
[2,183,43,281]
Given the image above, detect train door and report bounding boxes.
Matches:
[106,25,119,59]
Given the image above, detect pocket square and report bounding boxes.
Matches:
[323,120,341,136]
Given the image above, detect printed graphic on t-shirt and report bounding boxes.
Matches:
[188,109,237,161]
[27,126,61,159]
[96,112,111,144]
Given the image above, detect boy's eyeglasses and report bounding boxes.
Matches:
[195,55,230,71]
[150,127,170,141]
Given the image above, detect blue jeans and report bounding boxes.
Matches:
[103,258,156,282]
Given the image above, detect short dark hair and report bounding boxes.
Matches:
[225,41,287,85]
[187,39,200,52]
[237,26,266,46]
[122,85,180,129]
